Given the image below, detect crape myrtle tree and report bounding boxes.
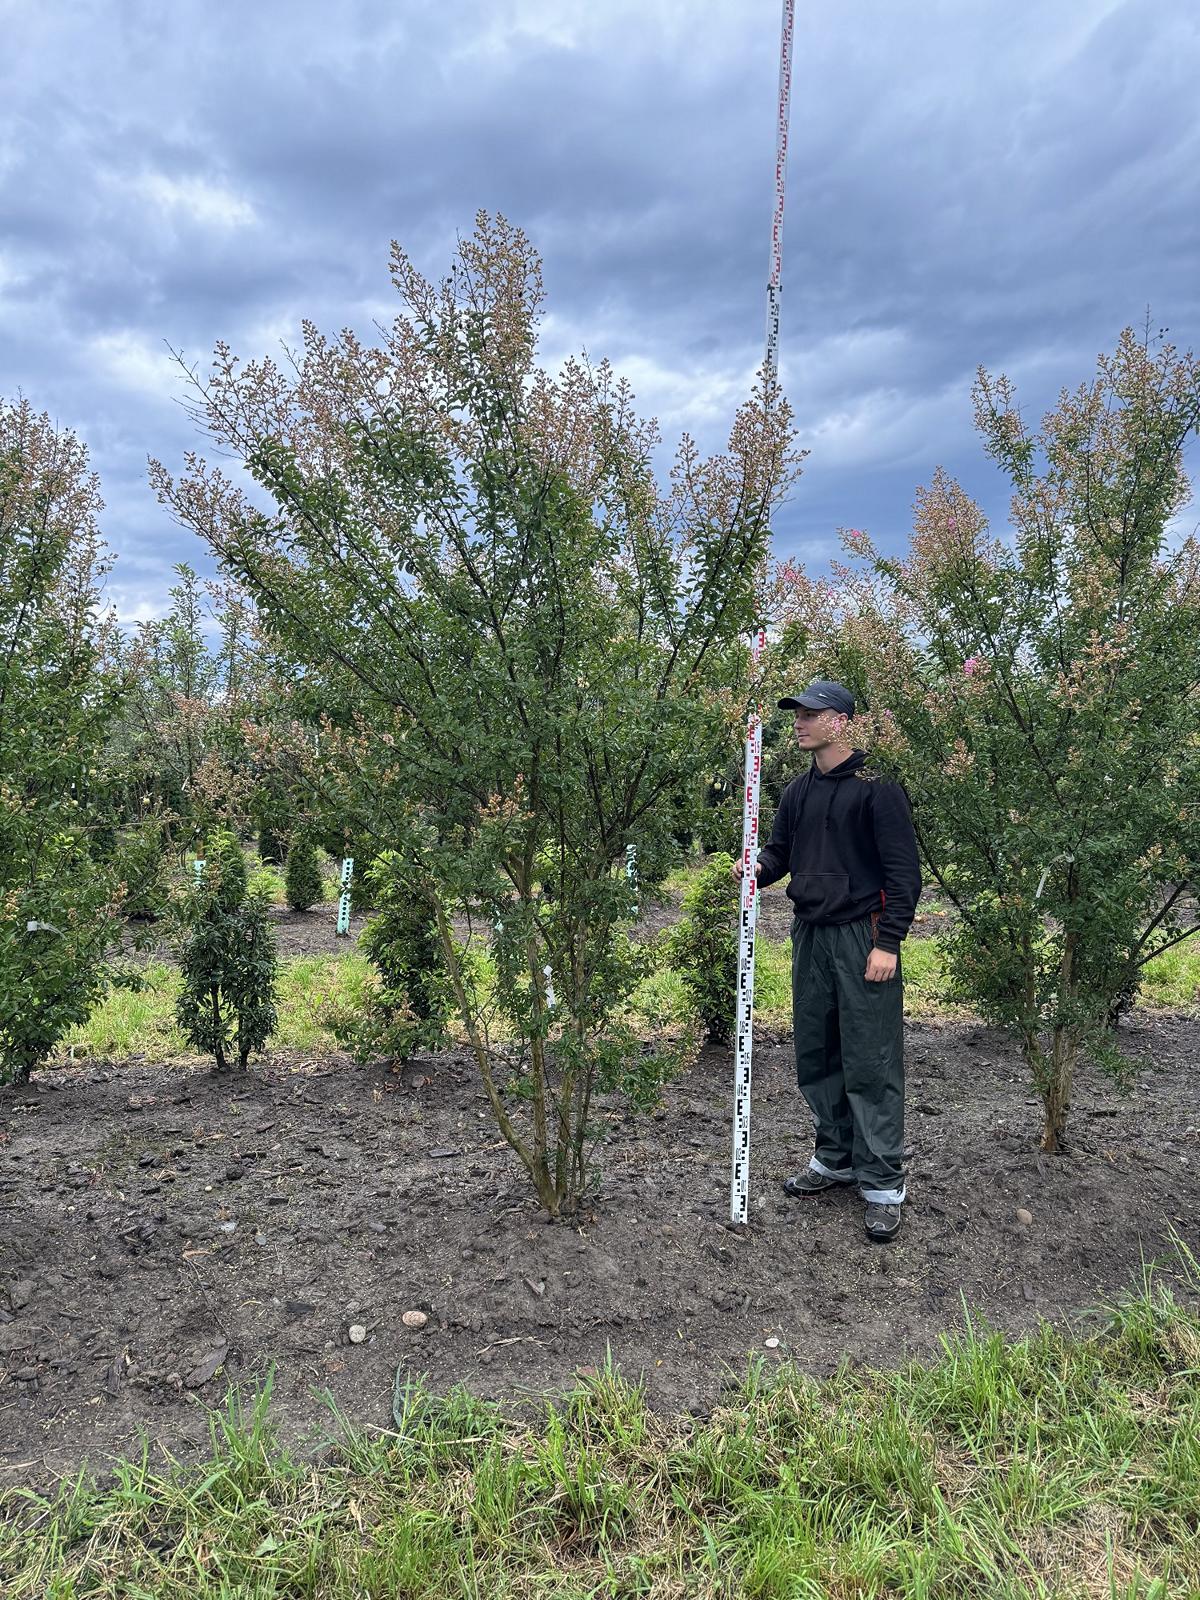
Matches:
[153,214,801,1214]
[773,330,1200,1152]
[0,399,125,1083]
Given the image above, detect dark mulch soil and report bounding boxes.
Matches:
[2,1010,1197,1485]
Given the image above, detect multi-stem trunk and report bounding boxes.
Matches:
[566,928,593,1207]
[524,930,556,1209]
[1035,930,1079,1153]
[210,985,228,1072]
[431,896,560,1215]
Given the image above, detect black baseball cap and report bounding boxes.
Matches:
[778,679,856,717]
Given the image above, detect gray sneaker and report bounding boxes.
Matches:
[783,1168,853,1198]
[864,1202,902,1242]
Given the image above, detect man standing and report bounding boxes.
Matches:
[733,680,921,1241]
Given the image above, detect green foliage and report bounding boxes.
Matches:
[284,834,324,911]
[174,832,278,1071]
[665,852,739,1042]
[204,826,247,910]
[246,863,284,903]
[775,329,1200,1150]
[0,398,123,1084]
[330,852,451,1063]
[348,855,378,912]
[250,775,295,865]
[256,823,286,864]
[0,835,117,1083]
[112,820,171,921]
[155,215,801,1215]
[695,793,742,858]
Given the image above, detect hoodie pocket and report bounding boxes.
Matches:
[788,873,852,921]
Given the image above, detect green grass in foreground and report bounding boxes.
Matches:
[3,1255,1198,1598]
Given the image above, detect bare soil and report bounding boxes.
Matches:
[2,1008,1198,1486]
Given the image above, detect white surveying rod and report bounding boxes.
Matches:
[730,0,795,1226]
[730,627,766,1224]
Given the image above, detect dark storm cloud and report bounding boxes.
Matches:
[1,0,1197,616]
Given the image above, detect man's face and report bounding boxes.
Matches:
[793,707,847,749]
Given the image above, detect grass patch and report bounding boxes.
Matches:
[273,953,374,1049]
[634,934,960,1032]
[4,1254,1198,1597]
[65,953,373,1062]
[62,927,1200,1066]
[1139,940,1200,1009]
[900,936,970,1021]
[64,959,183,1059]
[660,859,706,896]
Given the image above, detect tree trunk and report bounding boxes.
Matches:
[524,935,554,1197]
[1037,932,1079,1152]
[210,985,228,1072]
[566,934,592,1211]
[1039,1083,1067,1154]
[1038,1025,1077,1153]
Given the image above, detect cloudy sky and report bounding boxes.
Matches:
[3,0,1198,622]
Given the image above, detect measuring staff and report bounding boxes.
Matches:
[734,680,921,1242]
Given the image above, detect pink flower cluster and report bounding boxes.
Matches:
[963,656,982,677]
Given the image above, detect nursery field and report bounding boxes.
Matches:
[3,989,1200,1594]
[3,970,1198,1478]
[6,190,1200,1595]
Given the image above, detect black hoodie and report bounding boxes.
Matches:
[755,750,921,954]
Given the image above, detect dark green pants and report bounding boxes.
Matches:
[791,916,906,1203]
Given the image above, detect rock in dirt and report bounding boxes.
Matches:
[8,1279,34,1311]
[347,1324,367,1344]
[1015,1207,1034,1226]
[764,1337,781,1350]
[524,1277,546,1299]
[183,1339,229,1389]
[401,1310,428,1329]
[106,1351,126,1398]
